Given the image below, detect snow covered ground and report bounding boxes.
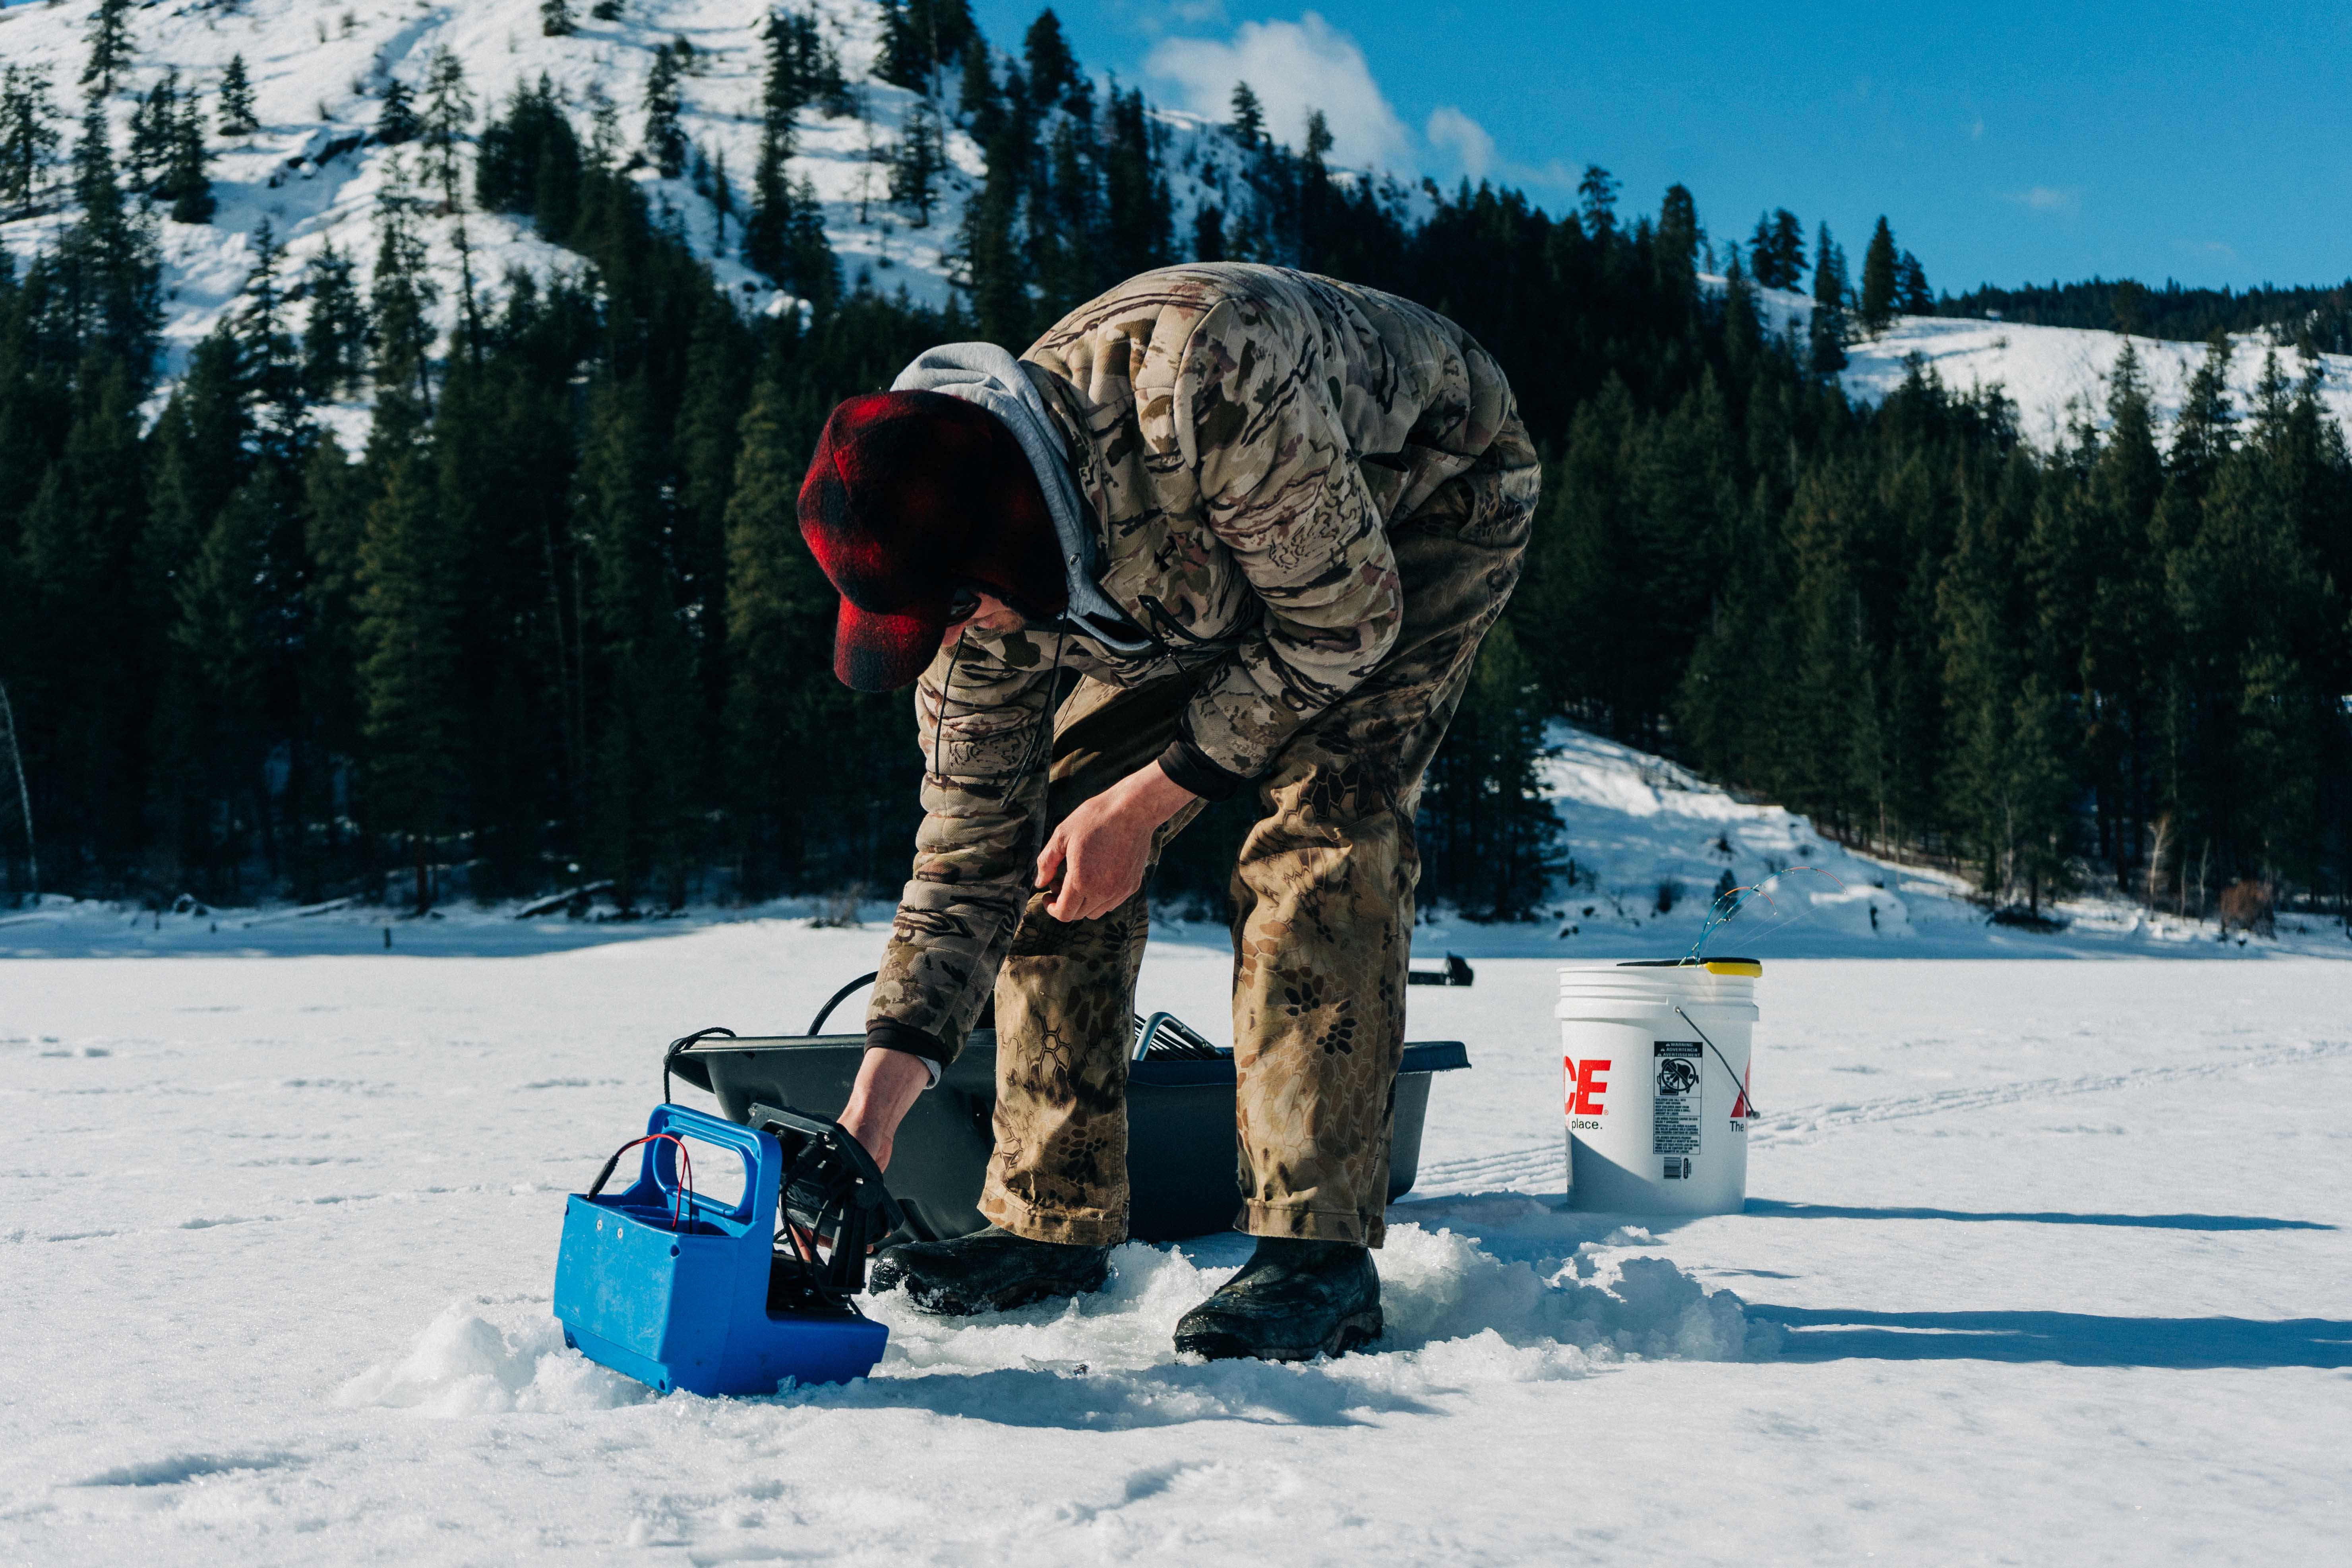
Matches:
[2,729,2346,1563]
[4,925,2347,1565]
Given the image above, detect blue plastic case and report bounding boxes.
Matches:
[553,1103,888,1394]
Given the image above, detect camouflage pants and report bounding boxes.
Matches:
[980,418,1539,1247]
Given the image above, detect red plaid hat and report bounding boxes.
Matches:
[798,391,1069,691]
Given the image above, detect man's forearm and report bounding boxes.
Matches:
[837,1046,934,1173]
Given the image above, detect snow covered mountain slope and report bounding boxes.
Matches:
[0,0,963,374]
[1731,276,2352,448]
[0,0,1249,410]
[1403,722,2348,962]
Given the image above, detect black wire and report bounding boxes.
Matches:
[1673,1005,1762,1119]
[807,972,880,1036]
[661,1026,736,1104]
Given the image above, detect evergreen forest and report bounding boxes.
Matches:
[2,2,2347,935]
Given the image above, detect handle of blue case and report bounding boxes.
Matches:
[635,1103,776,1228]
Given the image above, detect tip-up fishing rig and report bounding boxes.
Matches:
[1686,865,1847,960]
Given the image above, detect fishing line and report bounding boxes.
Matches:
[1688,865,1847,959]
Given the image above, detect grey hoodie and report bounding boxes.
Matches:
[890,343,1154,655]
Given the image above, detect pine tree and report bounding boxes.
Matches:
[540,0,577,38]
[163,87,215,224]
[61,100,162,370]
[954,74,1025,337]
[889,97,945,227]
[1227,81,1264,147]
[168,468,290,892]
[2166,333,2235,499]
[14,358,152,871]
[301,238,366,401]
[759,8,846,122]
[1897,250,1933,314]
[367,201,439,430]
[742,118,791,281]
[576,374,701,908]
[0,66,62,218]
[1101,85,1171,279]
[722,358,876,892]
[643,43,687,178]
[709,145,731,250]
[876,0,977,92]
[376,77,419,146]
[1578,165,1619,236]
[81,0,135,98]
[128,70,180,194]
[420,49,473,211]
[1655,183,1699,303]
[1024,9,1079,111]
[763,9,821,128]
[1747,207,1802,289]
[1858,215,1899,333]
[475,75,582,231]
[357,448,465,912]
[2070,340,2167,884]
[1192,202,1224,262]
[236,219,303,443]
[1413,619,1560,918]
[217,54,259,136]
[785,174,838,308]
[1809,223,1849,373]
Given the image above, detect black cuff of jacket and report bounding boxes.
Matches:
[866,1019,951,1069]
[1157,733,1248,802]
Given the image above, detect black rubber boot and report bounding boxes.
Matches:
[1173,1237,1382,1362]
[868,1225,1113,1316]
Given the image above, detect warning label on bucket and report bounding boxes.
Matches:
[1653,1041,1703,1157]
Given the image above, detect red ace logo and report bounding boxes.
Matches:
[1562,1056,1611,1118]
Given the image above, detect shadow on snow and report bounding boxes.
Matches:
[1751,1307,2352,1369]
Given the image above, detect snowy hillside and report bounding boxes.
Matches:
[0,0,1241,414]
[1731,275,2352,449]
[1403,722,2347,962]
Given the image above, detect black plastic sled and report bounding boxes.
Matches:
[663,977,1470,1244]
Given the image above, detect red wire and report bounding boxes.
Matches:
[605,1133,697,1230]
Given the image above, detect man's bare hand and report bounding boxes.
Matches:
[1035,761,1198,922]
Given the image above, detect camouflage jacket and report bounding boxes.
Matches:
[869,263,1517,1055]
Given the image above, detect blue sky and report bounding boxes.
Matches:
[966,1,2352,294]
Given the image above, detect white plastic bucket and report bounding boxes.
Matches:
[1557,959,1760,1214]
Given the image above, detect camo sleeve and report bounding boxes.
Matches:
[1158,297,1403,796]
[864,628,1059,1060]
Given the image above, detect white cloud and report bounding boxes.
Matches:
[2007,186,2080,215]
[1103,0,1228,30]
[1145,13,1411,170]
[1425,106,1494,182]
